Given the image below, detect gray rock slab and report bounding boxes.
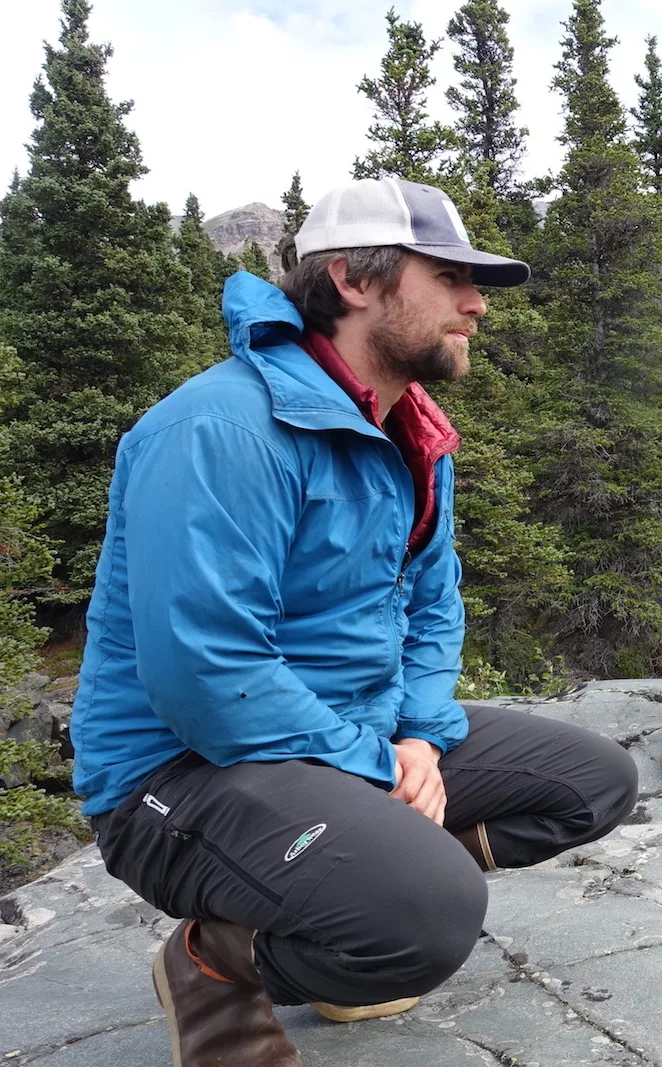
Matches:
[2,680,662,1067]
[468,679,662,750]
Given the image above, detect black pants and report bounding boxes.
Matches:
[92,704,637,1007]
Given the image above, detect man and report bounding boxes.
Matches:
[71,178,637,1067]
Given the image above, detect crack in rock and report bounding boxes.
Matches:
[585,688,662,703]
[485,934,659,1064]
[619,728,662,750]
[539,939,662,969]
[634,690,662,704]
[455,1030,528,1065]
[605,879,662,908]
[5,1014,165,1065]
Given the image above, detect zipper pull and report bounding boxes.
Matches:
[397,543,412,594]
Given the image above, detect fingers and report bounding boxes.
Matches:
[431,791,447,828]
[419,777,445,819]
[391,761,428,804]
[389,748,447,827]
[412,771,444,816]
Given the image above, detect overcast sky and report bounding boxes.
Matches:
[2,0,661,220]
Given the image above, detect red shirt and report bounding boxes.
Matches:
[300,330,460,554]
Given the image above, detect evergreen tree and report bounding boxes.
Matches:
[631,35,662,193]
[174,192,227,359]
[276,171,310,263]
[0,346,55,712]
[353,8,456,183]
[0,171,39,304]
[241,239,271,281]
[533,0,662,676]
[428,170,572,683]
[0,0,210,602]
[215,249,241,292]
[280,171,310,239]
[446,0,528,195]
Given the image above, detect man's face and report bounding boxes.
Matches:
[368,253,488,384]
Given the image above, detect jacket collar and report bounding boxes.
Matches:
[223,272,386,440]
[222,271,459,456]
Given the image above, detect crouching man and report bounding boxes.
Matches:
[71,178,637,1066]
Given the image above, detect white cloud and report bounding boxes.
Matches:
[2,0,661,219]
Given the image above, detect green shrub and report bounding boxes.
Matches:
[0,785,90,868]
[613,648,647,679]
[456,656,509,700]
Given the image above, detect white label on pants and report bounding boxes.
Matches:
[142,793,171,816]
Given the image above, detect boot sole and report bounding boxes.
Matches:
[153,944,183,1067]
[310,996,420,1022]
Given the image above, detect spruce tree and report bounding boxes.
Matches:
[281,171,310,239]
[428,170,572,683]
[353,8,456,182]
[0,346,55,710]
[215,250,241,294]
[533,0,662,676]
[276,171,310,263]
[631,35,662,193]
[174,193,227,359]
[0,0,209,603]
[240,239,271,281]
[446,0,528,195]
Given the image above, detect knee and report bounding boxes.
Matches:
[586,737,639,838]
[418,844,488,990]
[600,739,639,824]
[369,834,489,996]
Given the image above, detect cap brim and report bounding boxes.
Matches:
[400,244,531,287]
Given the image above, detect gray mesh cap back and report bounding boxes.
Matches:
[294,177,530,288]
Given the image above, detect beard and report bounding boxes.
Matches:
[367,294,470,384]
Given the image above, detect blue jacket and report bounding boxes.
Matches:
[71,272,468,815]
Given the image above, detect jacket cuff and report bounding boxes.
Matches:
[392,729,449,755]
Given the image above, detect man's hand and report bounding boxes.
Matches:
[390,738,447,827]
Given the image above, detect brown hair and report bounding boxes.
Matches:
[278,239,408,338]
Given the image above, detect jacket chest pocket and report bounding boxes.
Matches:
[285,488,402,608]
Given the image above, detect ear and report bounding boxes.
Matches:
[327,257,371,310]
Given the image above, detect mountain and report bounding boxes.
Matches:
[171,202,285,276]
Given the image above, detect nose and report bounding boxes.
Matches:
[459,283,487,319]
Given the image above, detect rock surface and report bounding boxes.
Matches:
[1,679,661,1066]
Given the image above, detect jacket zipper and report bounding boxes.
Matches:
[169,826,283,905]
[396,542,412,595]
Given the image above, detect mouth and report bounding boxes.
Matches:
[447,330,472,340]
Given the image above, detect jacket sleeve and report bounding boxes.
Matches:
[394,460,468,755]
[121,414,396,786]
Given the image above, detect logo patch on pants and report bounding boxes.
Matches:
[284,823,327,863]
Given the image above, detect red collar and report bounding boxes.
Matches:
[300,329,459,453]
[299,330,460,553]
[300,330,384,429]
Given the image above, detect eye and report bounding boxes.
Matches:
[437,270,459,284]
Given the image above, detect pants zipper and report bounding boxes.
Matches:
[169,826,284,906]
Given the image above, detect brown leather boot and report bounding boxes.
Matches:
[453,822,498,872]
[153,919,303,1066]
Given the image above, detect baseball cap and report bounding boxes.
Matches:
[294,177,530,288]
